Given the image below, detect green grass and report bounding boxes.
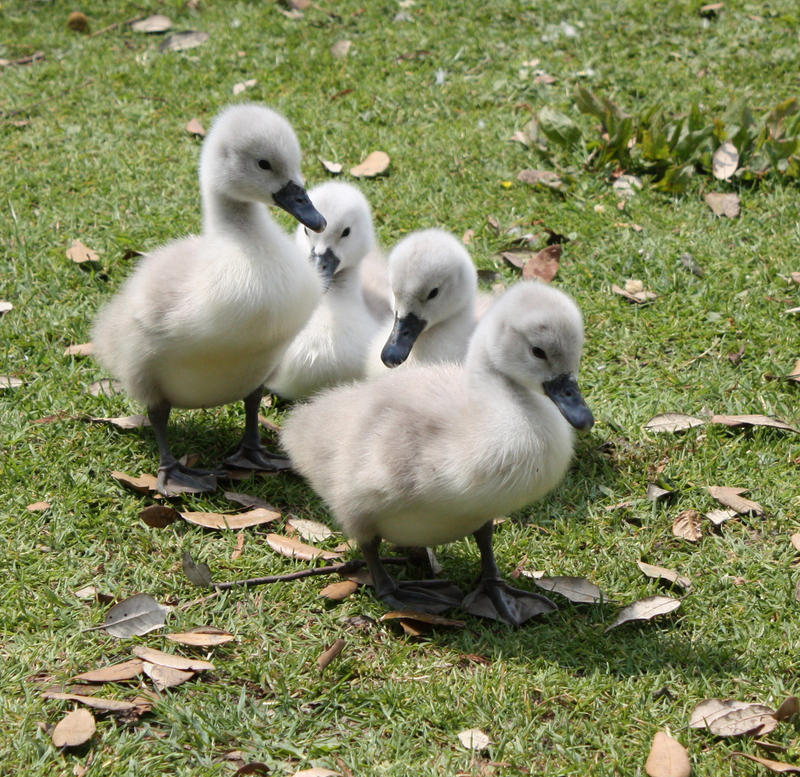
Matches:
[2,0,800,774]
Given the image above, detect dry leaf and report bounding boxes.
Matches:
[644,413,705,433]
[731,753,800,774]
[142,661,195,691]
[180,507,281,530]
[236,764,271,777]
[67,239,100,266]
[73,585,112,603]
[43,691,138,712]
[690,698,772,733]
[182,551,213,588]
[224,491,278,511]
[516,169,564,190]
[102,593,169,638]
[712,141,739,180]
[710,414,799,433]
[287,517,333,543]
[319,580,359,601]
[706,486,763,515]
[320,158,343,175]
[380,611,465,627]
[350,151,390,178]
[185,118,206,137]
[457,728,491,751]
[27,501,51,512]
[110,470,160,495]
[131,14,172,33]
[673,509,702,542]
[290,769,339,777]
[612,282,658,303]
[531,576,607,603]
[317,638,346,671]
[52,708,96,748]
[501,251,526,269]
[645,731,691,777]
[700,2,724,13]
[647,484,674,502]
[233,78,257,95]
[73,659,144,683]
[775,696,799,721]
[791,534,800,552]
[133,646,214,672]
[87,379,121,397]
[0,300,12,316]
[605,595,681,631]
[159,30,209,52]
[140,504,180,528]
[705,192,740,218]
[705,508,737,526]
[0,376,23,389]
[523,244,561,283]
[64,342,93,356]
[637,561,692,591]
[231,530,245,561]
[710,705,777,737]
[88,414,150,430]
[265,533,341,561]
[331,39,351,58]
[165,627,234,647]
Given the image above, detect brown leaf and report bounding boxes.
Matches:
[637,561,692,591]
[731,752,800,773]
[645,731,691,777]
[223,491,279,511]
[317,637,346,671]
[320,158,343,175]
[644,413,706,433]
[457,728,491,751]
[231,530,246,561]
[710,414,799,433]
[67,239,100,266]
[690,698,750,728]
[73,659,144,683]
[111,470,160,495]
[700,2,724,14]
[130,14,172,33]
[52,708,95,748]
[287,517,334,542]
[132,646,213,672]
[319,580,359,601]
[185,118,206,137]
[791,534,800,552]
[331,39,351,58]
[612,282,658,304]
[73,585,113,604]
[43,691,137,712]
[64,342,93,357]
[516,169,564,190]
[712,141,739,180]
[159,30,209,52]
[788,358,800,383]
[531,575,607,603]
[140,504,180,528]
[673,509,702,542]
[87,379,121,397]
[705,192,740,218]
[27,501,51,512]
[88,414,150,430]
[233,78,257,95]
[0,300,12,316]
[142,662,195,691]
[180,507,281,530]
[290,769,339,777]
[350,151,390,178]
[522,244,561,283]
[165,627,234,647]
[380,610,465,627]
[705,508,737,525]
[706,486,763,515]
[500,251,526,269]
[0,375,23,389]
[647,483,674,502]
[775,696,800,722]
[709,705,777,737]
[605,595,681,631]
[265,533,341,561]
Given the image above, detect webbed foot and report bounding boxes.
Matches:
[378,579,465,615]
[157,462,219,496]
[462,578,557,627]
[223,443,292,472]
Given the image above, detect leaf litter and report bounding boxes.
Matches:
[43,691,141,713]
[166,627,234,647]
[287,516,334,542]
[101,593,170,637]
[613,279,658,303]
[706,486,763,515]
[319,580,359,601]
[690,698,778,737]
[265,533,341,561]
[645,731,691,777]
[637,561,692,591]
[159,31,209,52]
[350,151,390,178]
[67,239,100,267]
[52,708,96,748]
[529,575,607,603]
[457,728,491,751]
[130,14,172,33]
[182,551,214,588]
[64,342,93,356]
[140,504,180,528]
[672,509,702,542]
[730,753,800,774]
[644,413,706,433]
[132,646,214,672]
[317,638,346,671]
[180,507,281,530]
[704,192,740,218]
[605,595,681,631]
[142,662,195,691]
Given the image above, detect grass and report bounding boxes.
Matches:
[2,0,800,774]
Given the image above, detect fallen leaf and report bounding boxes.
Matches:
[102,593,169,638]
[690,700,750,729]
[637,561,692,591]
[710,414,799,433]
[317,638,346,671]
[159,30,209,52]
[331,39,351,58]
[350,151,390,178]
[531,576,607,603]
[706,486,763,515]
[705,192,740,218]
[52,708,95,748]
[319,580,359,601]
[792,534,800,552]
[131,14,172,33]
[705,508,737,525]
[788,358,800,383]
[605,595,681,631]
[223,492,278,512]
[612,175,643,198]
[644,413,706,433]
[290,769,339,777]
[185,118,206,137]
[690,698,777,737]
[320,158,343,174]
[612,282,658,303]
[87,379,121,397]
[673,509,702,542]
[522,244,561,283]
[182,551,214,588]
[73,659,144,683]
[180,507,281,530]
[0,300,12,316]
[647,483,674,502]
[64,343,93,356]
[235,764,271,777]
[165,627,234,647]
[73,585,112,604]
[67,239,100,266]
[516,169,564,190]
[266,533,341,561]
[700,2,724,14]
[287,517,334,542]
[462,228,475,245]
[380,611,465,627]
[712,141,739,180]
[731,753,800,774]
[27,501,51,512]
[0,376,24,389]
[645,731,691,777]
[110,470,160,495]
[231,530,246,561]
[457,728,491,751]
[88,414,150,430]
[500,251,526,269]
[133,646,214,672]
[140,504,180,528]
[142,662,195,691]
[775,696,799,721]
[43,691,138,712]
[233,78,257,95]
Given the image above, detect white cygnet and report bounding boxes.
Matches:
[92,103,326,495]
[282,280,594,626]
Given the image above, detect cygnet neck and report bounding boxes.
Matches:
[202,189,278,244]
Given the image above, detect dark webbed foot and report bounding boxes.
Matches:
[379,579,465,615]
[462,578,557,627]
[223,444,292,472]
[157,461,219,496]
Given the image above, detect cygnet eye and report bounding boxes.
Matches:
[531,346,547,360]
[341,227,351,238]
[257,159,272,170]
[427,287,439,300]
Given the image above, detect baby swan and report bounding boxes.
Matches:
[268,182,388,399]
[370,228,478,372]
[92,104,326,496]
[282,281,594,626]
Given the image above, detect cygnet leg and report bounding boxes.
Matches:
[361,537,464,615]
[148,401,219,496]
[224,385,291,471]
[462,521,557,627]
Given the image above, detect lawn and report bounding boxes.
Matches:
[2,0,800,774]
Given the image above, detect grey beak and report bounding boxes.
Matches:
[380,312,427,368]
[273,180,327,232]
[313,248,340,291]
[543,373,594,431]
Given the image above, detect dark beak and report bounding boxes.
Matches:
[380,312,427,368]
[273,180,327,232]
[543,374,594,431]
[313,248,340,291]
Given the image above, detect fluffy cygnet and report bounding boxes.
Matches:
[92,103,326,495]
[268,183,388,399]
[282,280,594,626]
[367,228,478,373]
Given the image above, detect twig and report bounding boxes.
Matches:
[89,15,143,37]
[212,557,408,591]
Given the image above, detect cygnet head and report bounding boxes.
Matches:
[299,182,376,289]
[470,281,594,431]
[200,103,326,232]
[381,228,477,367]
